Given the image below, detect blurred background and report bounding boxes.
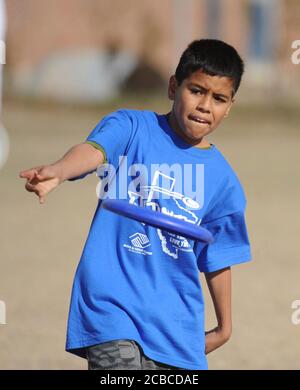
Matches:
[0,0,300,369]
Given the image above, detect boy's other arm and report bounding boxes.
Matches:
[19,142,104,204]
[204,267,232,354]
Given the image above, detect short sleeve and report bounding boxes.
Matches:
[86,109,135,168]
[196,211,252,273]
[69,109,135,181]
[195,168,252,273]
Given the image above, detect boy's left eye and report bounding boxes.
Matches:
[214,96,226,103]
[190,89,226,102]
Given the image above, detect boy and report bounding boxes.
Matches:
[20,39,251,370]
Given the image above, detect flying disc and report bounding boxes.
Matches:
[102,199,213,244]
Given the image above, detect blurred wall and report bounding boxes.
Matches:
[6,0,172,76]
[4,0,300,102]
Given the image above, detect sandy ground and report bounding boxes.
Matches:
[0,98,300,369]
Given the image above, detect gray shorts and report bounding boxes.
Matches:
[86,339,182,370]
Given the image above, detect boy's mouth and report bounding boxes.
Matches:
[188,115,211,125]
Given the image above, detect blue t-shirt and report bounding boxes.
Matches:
[66,109,251,370]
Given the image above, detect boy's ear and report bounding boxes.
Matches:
[224,97,235,117]
[168,75,178,100]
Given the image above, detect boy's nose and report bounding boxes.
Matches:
[196,95,211,113]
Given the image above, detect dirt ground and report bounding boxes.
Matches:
[1,97,300,369]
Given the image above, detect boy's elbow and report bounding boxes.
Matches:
[219,325,232,343]
[222,328,232,343]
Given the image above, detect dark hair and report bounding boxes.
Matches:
[175,39,244,95]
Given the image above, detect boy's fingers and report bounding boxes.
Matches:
[38,188,47,204]
[20,170,36,180]
[25,180,43,192]
[25,181,38,192]
[36,166,56,181]
[19,169,30,177]
[19,166,44,179]
[25,181,33,191]
[25,181,46,204]
[36,172,49,181]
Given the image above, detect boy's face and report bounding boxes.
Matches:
[168,70,235,148]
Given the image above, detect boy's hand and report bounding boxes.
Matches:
[204,267,232,354]
[19,143,104,204]
[205,326,231,354]
[19,165,62,204]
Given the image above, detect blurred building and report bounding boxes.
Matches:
[4,0,300,103]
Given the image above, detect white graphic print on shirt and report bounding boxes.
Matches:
[127,171,203,259]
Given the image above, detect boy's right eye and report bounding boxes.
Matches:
[190,88,203,95]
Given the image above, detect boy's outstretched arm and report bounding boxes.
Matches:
[19,142,104,204]
[204,266,232,354]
